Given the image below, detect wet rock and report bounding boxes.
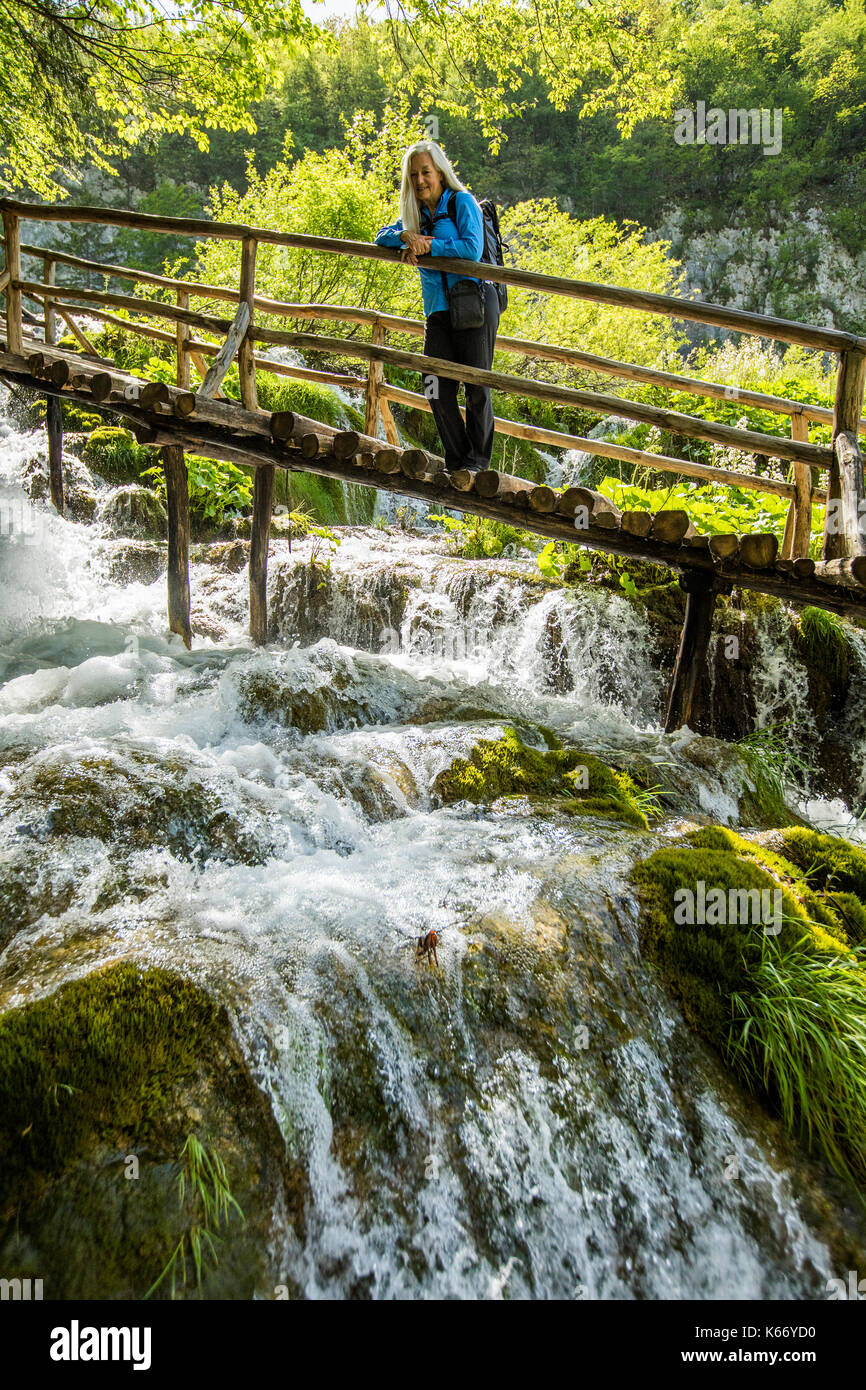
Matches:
[101,540,167,585]
[433,725,649,828]
[0,745,276,866]
[191,540,250,572]
[0,962,298,1299]
[96,484,167,539]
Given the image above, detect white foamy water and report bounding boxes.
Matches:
[1,397,864,1299]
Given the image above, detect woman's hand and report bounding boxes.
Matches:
[400,232,432,265]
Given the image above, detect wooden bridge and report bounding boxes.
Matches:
[1,196,865,732]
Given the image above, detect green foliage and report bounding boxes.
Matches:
[429,512,537,559]
[255,373,344,428]
[146,1135,244,1299]
[498,199,686,366]
[0,963,224,1212]
[735,721,818,825]
[634,826,866,1194]
[83,427,152,483]
[433,726,649,827]
[0,0,326,199]
[141,456,253,525]
[196,102,425,320]
[795,607,852,687]
[778,829,866,902]
[728,938,866,1193]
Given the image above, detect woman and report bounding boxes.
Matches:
[374,140,500,474]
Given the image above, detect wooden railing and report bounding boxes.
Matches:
[2,197,865,574]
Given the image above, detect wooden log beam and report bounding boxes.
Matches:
[365,320,384,439]
[650,510,691,545]
[4,198,863,351]
[249,463,274,645]
[812,557,866,590]
[664,571,719,732]
[10,237,848,427]
[8,283,834,469]
[199,301,250,400]
[5,345,866,620]
[824,351,866,561]
[740,533,779,569]
[374,382,825,500]
[709,535,740,562]
[163,445,191,650]
[2,211,23,356]
[44,257,57,348]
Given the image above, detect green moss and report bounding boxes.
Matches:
[0,964,222,1212]
[795,607,852,687]
[779,828,866,900]
[4,750,269,864]
[284,470,345,525]
[632,845,838,1052]
[255,373,344,429]
[0,963,295,1298]
[83,427,151,483]
[433,726,649,828]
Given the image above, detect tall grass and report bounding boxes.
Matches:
[728,935,866,1193]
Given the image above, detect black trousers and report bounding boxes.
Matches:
[423,282,501,471]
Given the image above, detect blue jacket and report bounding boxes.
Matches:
[375,188,484,317]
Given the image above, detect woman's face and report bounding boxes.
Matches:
[409,152,445,210]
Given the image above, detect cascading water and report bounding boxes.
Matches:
[2,392,866,1300]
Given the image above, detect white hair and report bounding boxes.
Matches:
[398,141,467,235]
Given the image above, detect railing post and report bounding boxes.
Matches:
[823,349,866,560]
[1,210,23,356]
[176,289,190,390]
[365,321,400,446]
[780,414,813,559]
[238,235,258,411]
[44,256,57,347]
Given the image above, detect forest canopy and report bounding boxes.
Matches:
[0,0,328,198]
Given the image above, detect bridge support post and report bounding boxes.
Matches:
[664,570,719,733]
[249,464,275,645]
[43,258,64,515]
[824,349,866,561]
[163,445,192,650]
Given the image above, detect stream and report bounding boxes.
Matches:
[1,392,865,1300]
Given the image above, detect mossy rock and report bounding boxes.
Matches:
[96,484,167,539]
[432,726,649,828]
[0,962,296,1298]
[83,427,152,484]
[633,839,848,1053]
[778,828,866,900]
[1,747,273,866]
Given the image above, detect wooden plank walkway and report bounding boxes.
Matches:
[1,334,864,732]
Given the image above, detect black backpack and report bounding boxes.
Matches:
[423,190,509,312]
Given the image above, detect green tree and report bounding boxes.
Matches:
[0,0,329,199]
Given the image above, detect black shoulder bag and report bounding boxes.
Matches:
[422,195,486,331]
